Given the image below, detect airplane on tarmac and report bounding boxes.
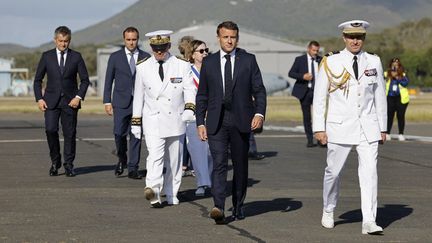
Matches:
[261,73,291,94]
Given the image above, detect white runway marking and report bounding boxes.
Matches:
[0,126,431,143]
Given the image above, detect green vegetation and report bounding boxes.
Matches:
[320,18,432,88]
[3,95,432,122]
[9,43,103,77]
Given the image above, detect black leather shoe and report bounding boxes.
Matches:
[210,207,225,224]
[114,161,127,176]
[307,142,318,148]
[128,171,142,179]
[49,165,58,176]
[249,152,266,160]
[65,169,76,177]
[233,207,245,220]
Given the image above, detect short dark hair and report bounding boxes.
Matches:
[54,26,71,38]
[308,40,320,47]
[217,21,239,36]
[123,26,139,39]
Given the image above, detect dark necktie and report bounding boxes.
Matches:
[60,51,65,74]
[129,52,136,75]
[224,54,233,110]
[311,57,315,89]
[158,61,164,81]
[353,55,358,80]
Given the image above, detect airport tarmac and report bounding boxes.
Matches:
[0,114,431,242]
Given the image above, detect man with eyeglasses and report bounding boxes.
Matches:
[313,20,387,235]
[131,30,196,208]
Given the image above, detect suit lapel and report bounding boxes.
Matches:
[157,55,170,96]
[232,49,241,91]
[340,50,356,81]
[358,52,369,80]
[62,49,72,75]
[212,51,223,93]
[50,49,62,75]
[120,49,132,76]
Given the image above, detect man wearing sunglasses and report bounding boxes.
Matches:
[313,20,387,235]
[131,30,196,208]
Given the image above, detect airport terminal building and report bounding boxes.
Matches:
[97,23,306,97]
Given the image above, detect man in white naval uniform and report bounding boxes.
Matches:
[313,20,387,235]
[131,30,196,208]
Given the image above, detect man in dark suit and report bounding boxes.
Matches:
[196,21,267,224]
[34,26,90,177]
[289,41,322,147]
[103,27,150,179]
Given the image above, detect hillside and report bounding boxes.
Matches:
[320,18,432,87]
[67,0,432,46]
[0,43,32,56]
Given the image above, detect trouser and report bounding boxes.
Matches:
[113,106,141,171]
[44,97,78,169]
[185,121,213,188]
[144,134,183,203]
[300,89,313,143]
[248,133,257,154]
[323,133,379,223]
[387,95,408,134]
[208,109,250,211]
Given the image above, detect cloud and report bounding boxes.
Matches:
[0,0,138,47]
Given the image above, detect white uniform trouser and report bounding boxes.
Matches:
[323,133,378,223]
[144,134,183,203]
[185,122,213,188]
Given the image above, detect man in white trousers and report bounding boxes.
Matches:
[313,20,387,235]
[131,30,196,208]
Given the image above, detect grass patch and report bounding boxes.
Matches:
[1,94,432,122]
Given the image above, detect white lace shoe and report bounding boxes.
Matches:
[398,134,406,141]
[321,209,334,228]
[362,221,383,235]
[386,134,391,141]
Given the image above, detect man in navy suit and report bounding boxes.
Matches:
[34,26,90,177]
[289,41,322,147]
[196,21,267,224]
[103,27,150,179]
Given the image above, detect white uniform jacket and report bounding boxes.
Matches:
[313,49,387,144]
[132,54,196,138]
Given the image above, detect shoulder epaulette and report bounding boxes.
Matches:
[136,56,150,65]
[176,55,189,62]
[367,52,377,56]
[325,51,340,57]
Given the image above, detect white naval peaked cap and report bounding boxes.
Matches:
[145,30,173,45]
[338,20,370,34]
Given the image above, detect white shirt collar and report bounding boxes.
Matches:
[125,47,138,55]
[56,48,68,54]
[220,49,236,60]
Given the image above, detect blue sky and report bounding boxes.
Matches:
[0,0,138,47]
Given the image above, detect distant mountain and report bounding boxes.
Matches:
[3,0,432,55]
[69,0,432,46]
[0,43,32,56]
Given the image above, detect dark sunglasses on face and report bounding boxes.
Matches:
[344,34,366,40]
[195,48,209,54]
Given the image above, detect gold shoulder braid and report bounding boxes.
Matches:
[321,56,351,97]
[131,117,142,126]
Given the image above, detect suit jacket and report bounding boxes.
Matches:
[289,54,322,100]
[132,53,196,138]
[196,48,267,135]
[103,48,150,108]
[312,49,387,144]
[33,48,90,109]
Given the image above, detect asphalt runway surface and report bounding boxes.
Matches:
[0,114,431,242]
